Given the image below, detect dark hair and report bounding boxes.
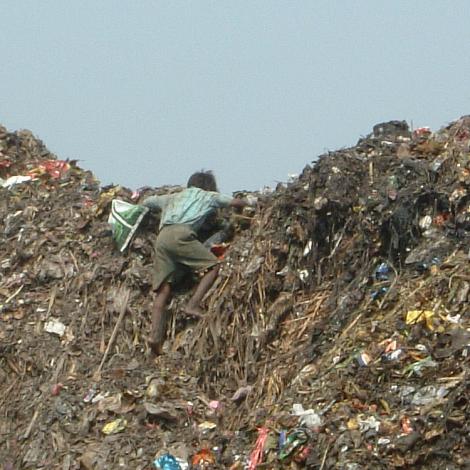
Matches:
[187,170,218,192]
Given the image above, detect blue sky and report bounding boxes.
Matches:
[1,1,469,192]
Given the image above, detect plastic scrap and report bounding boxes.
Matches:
[403,356,438,376]
[101,418,127,435]
[1,175,33,188]
[413,127,431,137]
[191,448,215,467]
[29,160,70,179]
[44,318,66,337]
[279,428,310,460]
[51,383,64,396]
[248,426,269,470]
[400,416,413,434]
[405,310,435,330]
[154,453,182,470]
[375,262,391,281]
[83,385,98,403]
[292,403,322,429]
[411,385,449,406]
[0,158,11,169]
[383,348,403,361]
[208,400,221,411]
[356,352,371,367]
[371,286,388,300]
[197,421,217,432]
[108,199,149,252]
[357,415,381,433]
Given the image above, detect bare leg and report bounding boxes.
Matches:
[184,264,220,317]
[149,282,172,355]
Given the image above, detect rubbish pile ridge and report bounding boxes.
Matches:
[0,119,469,469]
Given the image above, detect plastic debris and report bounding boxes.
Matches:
[108,199,149,252]
[29,159,70,179]
[375,262,391,281]
[248,427,269,470]
[405,309,435,330]
[371,286,388,300]
[356,352,371,367]
[192,448,215,467]
[101,418,127,435]
[83,385,98,403]
[197,421,217,432]
[279,428,310,460]
[208,400,221,411]
[419,215,433,230]
[292,403,322,429]
[382,348,403,362]
[403,356,438,376]
[401,416,413,434]
[357,415,381,433]
[413,127,431,137]
[1,116,469,469]
[44,318,66,337]
[1,175,33,188]
[411,385,449,406]
[146,379,160,399]
[51,383,64,396]
[154,453,182,470]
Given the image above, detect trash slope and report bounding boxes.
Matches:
[0,120,469,469]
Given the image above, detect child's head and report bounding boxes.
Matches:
[187,170,218,192]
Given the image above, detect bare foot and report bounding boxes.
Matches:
[183,305,204,319]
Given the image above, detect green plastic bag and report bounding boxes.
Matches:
[108,199,148,252]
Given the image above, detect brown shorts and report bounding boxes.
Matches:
[152,224,219,291]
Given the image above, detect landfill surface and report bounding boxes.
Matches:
[0,118,469,469]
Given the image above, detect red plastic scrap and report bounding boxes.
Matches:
[413,127,431,138]
[248,427,269,470]
[210,244,229,259]
[0,159,11,169]
[455,128,470,141]
[28,160,70,179]
[51,383,63,396]
[81,197,95,208]
[293,444,313,463]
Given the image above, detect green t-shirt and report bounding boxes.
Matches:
[143,187,232,232]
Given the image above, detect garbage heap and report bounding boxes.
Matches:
[0,119,469,469]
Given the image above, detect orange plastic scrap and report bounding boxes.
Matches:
[384,339,398,353]
[434,213,449,226]
[248,427,269,470]
[400,416,413,434]
[192,448,215,466]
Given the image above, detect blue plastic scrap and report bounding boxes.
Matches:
[375,262,390,281]
[154,453,182,470]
